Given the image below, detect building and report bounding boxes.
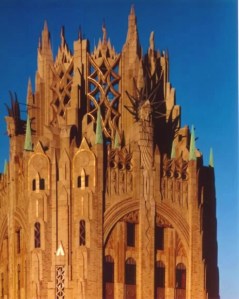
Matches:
[0,7,219,299]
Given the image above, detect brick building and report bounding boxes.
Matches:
[0,7,219,299]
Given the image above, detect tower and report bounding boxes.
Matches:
[0,8,219,299]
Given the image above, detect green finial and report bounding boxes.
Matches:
[114,131,120,149]
[189,125,196,161]
[24,115,33,151]
[209,147,214,167]
[3,160,7,174]
[171,142,176,159]
[95,108,103,144]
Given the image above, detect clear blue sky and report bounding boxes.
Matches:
[0,0,237,298]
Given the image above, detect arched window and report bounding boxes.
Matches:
[176,263,186,289]
[175,263,186,299]
[125,258,136,299]
[34,222,41,248]
[125,257,136,285]
[104,255,114,299]
[39,178,45,190]
[79,220,86,246]
[155,261,165,299]
[32,179,36,191]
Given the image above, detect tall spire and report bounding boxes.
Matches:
[27,78,33,105]
[38,20,53,58]
[189,125,196,161]
[24,115,33,151]
[209,147,214,167]
[125,5,140,54]
[95,108,103,144]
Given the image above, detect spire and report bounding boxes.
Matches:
[171,142,176,159]
[189,125,196,161]
[27,78,33,105]
[3,160,7,174]
[102,21,107,45]
[114,131,120,149]
[24,115,33,151]
[209,147,214,167]
[95,108,103,144]
[38,20,53,58]
[60,26,65,47]
[126,5,140,48]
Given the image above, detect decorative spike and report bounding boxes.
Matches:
[27,78,33,104]
[3,160,7,174]
[114,131,120,149]
[44,20,48,31]
[149,31,155,52]
[95,108,103,144]
[130,4,135,15]
[102,21,107,45]
[171,142,176,159]
[209,147,214,168]
[189,125,196,161]
[60,26,65,46]
[24,115,33,151]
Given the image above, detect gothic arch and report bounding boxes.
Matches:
[104,199,189,253]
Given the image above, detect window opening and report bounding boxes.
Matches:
[176,263,186,289]
[77,176,81,188]
[34,222,41,248]
[39,178,45,190]
[127,222,135,247]
[85,175,89,187]
[104,255,114,283]
[16,230,21,254]
[79,220,86,246]
[156,261,165,288]
[32,179,36,191]
[125,258,136,285]
[155,226,164,250]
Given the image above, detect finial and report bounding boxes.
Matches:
[60,26,65,46]
[209,147,214,168]
[95,108,103,144]
[149,31,155,52]
[189,125,196,161]
[102,21,107,45]
[24,115,33,151]
[130,4,135,15]
[171,142,176,159]
[44,20,48,31]
[78,26,82,40]
[114,131,120,149]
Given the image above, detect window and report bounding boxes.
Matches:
[1,274,3,299]
[17,264,20,299]
[85,175,89,187]
[39,178,45,190]
[125,258,136,285]
[176,263,186,289]
[34,222,41,248]
[16,230,21,254]
[79,220,86,246]
[104,255,114,283]
[156,261,165,288]
[127,222,135,247]
[77,176,81,188]
[32,179,36,191]
[155,226,164,250]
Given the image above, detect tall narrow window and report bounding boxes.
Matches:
[85,175,89,187]
[155,261,165,299]
[176,263,186,289]
[32,179,36,191]
[77,176,81,188]
[127,223,135,247]
[17,264,20,299]
[1,273,4,299]
[125,258,136,299]
[125,258,136,285]
[104,255,114,299]
[16,230,21,254]
[155,226,164,250]
[39,178,45,190]
[79,220,86,246]
[34,222,41,248]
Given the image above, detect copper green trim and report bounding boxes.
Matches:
[24,115,33,151]
[209,147,214,168]
[114,131,120,149]
[171,142,176,159]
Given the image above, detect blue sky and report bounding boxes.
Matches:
[0,0,237,298]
